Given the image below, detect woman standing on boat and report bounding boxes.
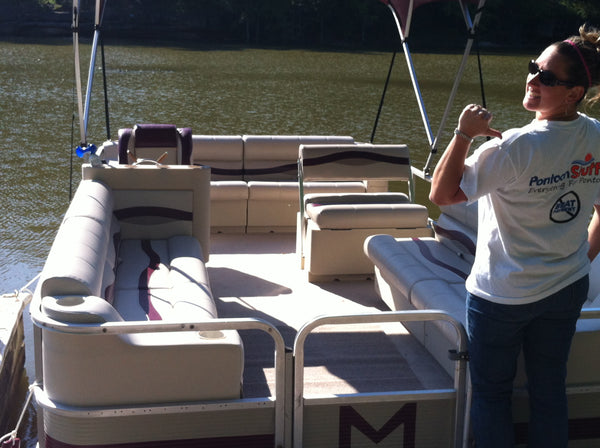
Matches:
[430,25,600,447]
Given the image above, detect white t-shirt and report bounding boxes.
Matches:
[460,114,600,304]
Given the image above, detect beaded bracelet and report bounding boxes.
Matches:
[454,128,474,144]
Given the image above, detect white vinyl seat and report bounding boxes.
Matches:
[297,143,432,282]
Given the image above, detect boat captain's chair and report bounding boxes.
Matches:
[118,124,192,165]
[297,143,432,282]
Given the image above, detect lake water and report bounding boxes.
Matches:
[0,39,544,446]
[1,40,536,291]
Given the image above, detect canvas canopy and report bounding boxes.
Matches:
[380,0,481,36]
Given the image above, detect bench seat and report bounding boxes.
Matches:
[365,202,600,388]
[112,236,215,322]
[298,144,433,281]
[103,131,396,233]
[365,233,470,373]
[35,166,244,408]
[304,193,427,229]
[247,180,366,232]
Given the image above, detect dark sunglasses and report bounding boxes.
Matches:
[528,60,575,87]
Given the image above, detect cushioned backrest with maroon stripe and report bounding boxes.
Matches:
[118,124,192,164]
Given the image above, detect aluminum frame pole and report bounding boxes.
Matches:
[423,0,487,176]
[83,0,105,139]
[387,3,434,151]
[386,0,487,177]
[72,0,86,146]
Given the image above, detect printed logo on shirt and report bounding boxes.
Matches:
[528,153,600,194]
[571,153,600,179]
[549,191,580,223]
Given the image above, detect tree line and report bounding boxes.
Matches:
[2,0,600,52]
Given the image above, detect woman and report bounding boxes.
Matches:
[430,25,600,447]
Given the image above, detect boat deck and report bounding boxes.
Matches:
[0,292,27,433]
[208,232,452,399]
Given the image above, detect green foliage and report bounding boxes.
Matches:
[559,0,600,19]
[1,0,599,50]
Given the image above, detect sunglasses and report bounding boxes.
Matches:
[528,60,575,87]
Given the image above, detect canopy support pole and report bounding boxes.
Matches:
[385,0,486,178]
[370,50,397,143]
[387,3,434,155]
[423,0,486,176]
[72,0,86,147]
[100,32,111,141]
[83,0,105,139]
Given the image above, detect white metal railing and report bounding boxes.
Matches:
[30,303,600,447]
[31,311,287,447]
[293,309,469,448]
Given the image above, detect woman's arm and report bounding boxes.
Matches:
[588,204,600,261]
[428,129,471,205]
[429,104,502,206]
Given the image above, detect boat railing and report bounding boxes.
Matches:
[580,308,600,319]
[30,312,287,447]
[28,301,600,447]
[293,309,469,448]
[411,164,432,183]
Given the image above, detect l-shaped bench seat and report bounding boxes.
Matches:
[365,202,600,390]
[33,165,244,408]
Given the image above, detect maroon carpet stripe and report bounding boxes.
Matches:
[432,222,476,256]
[138,239,162,321]
[114,207,192,221]
[411,237,469,281]
[46,433,274,448]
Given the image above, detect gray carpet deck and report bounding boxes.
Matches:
[207,233,451,398]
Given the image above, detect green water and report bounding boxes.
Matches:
[0,39,542,446]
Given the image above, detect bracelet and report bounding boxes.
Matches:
[454,128,474,144]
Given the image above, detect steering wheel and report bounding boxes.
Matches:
[129,150,169,166]
[132,158,163,166]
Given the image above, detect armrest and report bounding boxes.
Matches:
[42,295,124,324]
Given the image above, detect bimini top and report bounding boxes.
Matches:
[379,0,481,36]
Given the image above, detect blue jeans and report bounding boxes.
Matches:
[467,275,588,448]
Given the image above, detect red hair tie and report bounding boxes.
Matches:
[564,39,592,88]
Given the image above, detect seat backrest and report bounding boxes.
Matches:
[40,180,118,300]
[243,135,355,181]
[297,143,417,263]
[434,202,478,264]
[191,135,244,181]
[83,164,212,262]
[299,143,412,183]
[118,124,192,165]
